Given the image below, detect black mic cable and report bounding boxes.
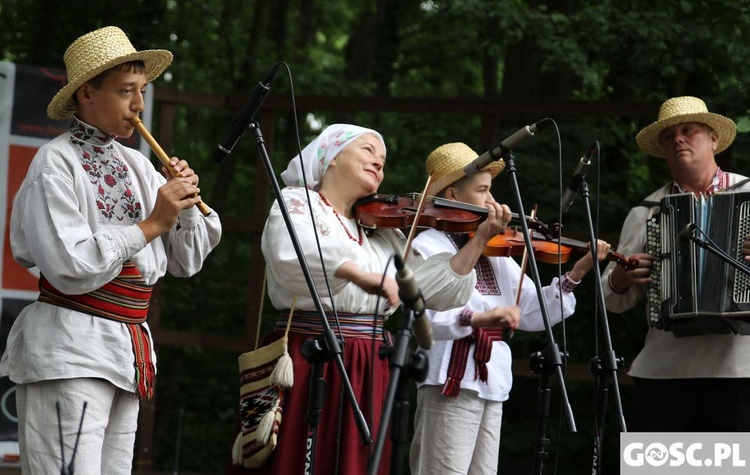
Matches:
[213,62,281,163]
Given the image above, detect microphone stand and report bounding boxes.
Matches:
[57,400,87,475]
[301,334,336,475]
[245,121,372,474]
[684,228,750,276]
[570,176,627,475]
[368,293,429,475]
[503,151,576,475]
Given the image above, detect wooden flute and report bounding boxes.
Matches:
[130,115,212,216]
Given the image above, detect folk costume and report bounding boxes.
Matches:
[409,143,578,475]
[602,96,750,431]
[250,125,478,475]
[0,26,221,473]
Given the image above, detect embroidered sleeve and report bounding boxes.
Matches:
[262,188,359,296]
[560,271,580,294]
[458,308,476,327]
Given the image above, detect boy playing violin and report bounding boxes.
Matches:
[409,142,610,475]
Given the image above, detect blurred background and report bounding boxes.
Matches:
[3,0,750,473]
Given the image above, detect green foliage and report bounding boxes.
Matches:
[4,0,750,472]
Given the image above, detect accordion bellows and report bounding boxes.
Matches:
[232,335,294,468]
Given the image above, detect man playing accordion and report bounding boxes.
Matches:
[602,96,750,432]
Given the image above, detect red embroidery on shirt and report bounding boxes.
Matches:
[70,119,143,223]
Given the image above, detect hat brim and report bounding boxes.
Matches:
[427,160,505,197]
[47,49,173,121]
[635,112,736,158]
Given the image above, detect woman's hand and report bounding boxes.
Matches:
[336,261,400,307]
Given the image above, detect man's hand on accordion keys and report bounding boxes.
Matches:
[608,252,654,294]
[743,234,750,262]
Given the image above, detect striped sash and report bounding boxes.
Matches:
[37,261,155,399]
[275,310,385,341]
[443,235,505,398]
[442,327,504,398]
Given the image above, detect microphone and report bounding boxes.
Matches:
[463,118,551,176]
[677,223,696,242]
[560,142,598,213]
[393,253,434,350]
[213,62,281,163]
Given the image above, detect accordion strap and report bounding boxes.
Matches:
[637,179,750,209]
[723,178,750,191]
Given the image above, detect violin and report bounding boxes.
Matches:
[354,193,638,270]
[354,194,550,234]
[478,228,638,270]
[355,194,483,233]
[544,233,638,270]
[479,228,573,263]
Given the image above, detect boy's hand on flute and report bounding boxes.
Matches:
[163,157,199,186]
[130,115,212,216]
[138,178,203,242]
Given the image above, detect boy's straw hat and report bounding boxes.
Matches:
[426,142,504,196]
[47,26,173,120]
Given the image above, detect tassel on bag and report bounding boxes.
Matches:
[232,290,296,468]
[257,398,281,444]
[269,347,293,388]
[231,432,243,465]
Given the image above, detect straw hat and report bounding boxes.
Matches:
[47,26,173,120]
[425,142,505,196]
[635,96,736,158]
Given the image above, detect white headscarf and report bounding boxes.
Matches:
[281,124,386,190]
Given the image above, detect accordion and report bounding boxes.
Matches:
[646,192,750,337]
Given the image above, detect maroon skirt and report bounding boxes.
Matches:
[227,319,392,475]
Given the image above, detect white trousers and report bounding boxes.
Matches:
[410,385,504,475]
[16,378,139,474]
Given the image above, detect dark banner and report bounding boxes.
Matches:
[10,63,141,148]
[0,298,27,442]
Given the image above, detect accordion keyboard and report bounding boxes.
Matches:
[733,200,750,304]
[646,215,665,329]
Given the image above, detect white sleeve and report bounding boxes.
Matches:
[261,188,360,296]
[601,205,651,313]
[12,169,147,294]
[164,205,223,277]
[411,230,476,339]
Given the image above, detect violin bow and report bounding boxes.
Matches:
[514,204,537,306]
[509,205,539,339]
[401,174,433,263]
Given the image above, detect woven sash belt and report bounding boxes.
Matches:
[275,310,385,341]
[442,327,504,398]
[37,261,155,400]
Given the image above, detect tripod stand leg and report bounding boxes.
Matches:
[531,372,551,474]
[302,335,335,474]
